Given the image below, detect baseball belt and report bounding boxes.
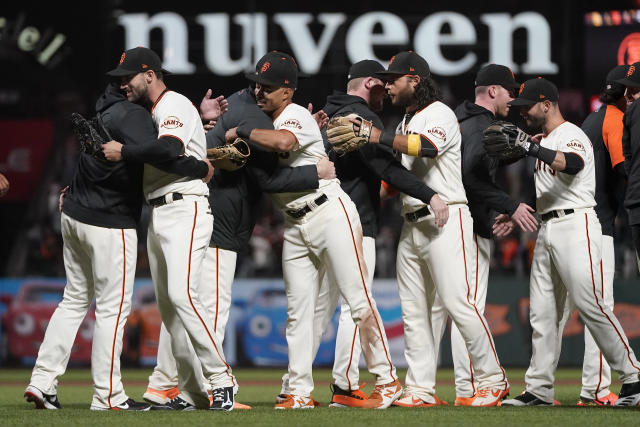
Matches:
[149,192,183,208]
[285,194,328,219]
[404,206,431,222]
[540,208,574,222]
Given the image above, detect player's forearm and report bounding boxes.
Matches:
[241,128,297,152]
[370,127,437,158]
[152,156,209,179]
[122,136,184,163]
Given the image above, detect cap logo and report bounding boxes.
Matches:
[389,55,396,66]
[142,64,148,69]
[284,79,290,85]
[539,94,545,99]
[628,65,636,76]
[409,67,415,72]
[261,62,271,73]
[519,83,525,95]
[119,52,125,65]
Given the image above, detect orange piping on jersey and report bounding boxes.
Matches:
[602,105,625,168]
[585,213,640,372]
[594,260,604,397]
[151,90,172,114]
[108,230,127,409]
[345,325,359,390]
[338,197,396,381]
[214,247,219,332]
[458,208,508,387]
[185,202,235,385]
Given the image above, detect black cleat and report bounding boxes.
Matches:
[91,398,152,411]
[614,381,640,406]
[150,395,196,411]
[501,391,553,406]
[24,385,62,409]
[210,386,234,411]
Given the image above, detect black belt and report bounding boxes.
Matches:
[405,206,431,222]
[149,192,183,208]
[285,194,328,219]
[540,208,574,221]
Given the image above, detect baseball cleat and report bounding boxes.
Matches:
[454,396,475,406]
[143,386,180,405]
[614,381,640,406]
[577,391,617,407]
[501,391,553,406]
[466,386,509,407]
[329,383,368,408]
[210,386,234,411]
[363,379,402,409]
[150,395,196,411]
[24,385,61,410]
[392,392,448,407]
[274,394,316,409]
[90,398,151,411]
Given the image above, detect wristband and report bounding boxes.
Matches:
[236,124,254,139]
[528,143,556,165]
[379,128,395,147]
[407,134,421,157]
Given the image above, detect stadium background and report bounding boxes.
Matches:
[1,0,640,369]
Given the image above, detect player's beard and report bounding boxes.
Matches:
[392,87,416,109]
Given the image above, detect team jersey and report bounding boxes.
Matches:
[534,121,596,214]
[269,102,341,210]
[143,90,209,200]
[400,101,467,215]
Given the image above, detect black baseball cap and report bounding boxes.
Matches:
[245,51,298,88]
[375,51,430,80]
[605,65,630,96]
[508,77,559,106]
[106,47,169,77]
[347,60,385,80]
[615,62,640,88]
[474,64,520,89]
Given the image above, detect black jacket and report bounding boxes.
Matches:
[622,100,640,224]
[322,92,435,237]
[206,88,318,251]
[454,100,519,239]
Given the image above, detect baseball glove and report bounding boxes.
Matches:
[482,120,530,161]
[326,113,373,156]
[206,138,250,171]
[71,113,107,160]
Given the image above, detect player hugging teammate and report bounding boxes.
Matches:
[25,45,640,411]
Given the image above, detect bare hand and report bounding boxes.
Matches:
[429,194,449,228]
[200,89,228,121]
[202,158,214,183]
[511,203,538,232]
[308,103,329,129]
[58,185,69,212]
[0,173,9,197]
[531,133,544,144]
[316,156,336,180]
[203,120,216,132]
[102,140,124,161]
[225,127,239,144]
[493,213,516,237]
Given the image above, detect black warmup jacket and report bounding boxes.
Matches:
[321,92,435,237]
[622,99,640,225]
[454,100,519,239]
[206,88,318,252]
[64,83,208,229]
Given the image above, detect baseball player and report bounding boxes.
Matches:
[102,47,235,411]
[572,64,630,406]
[25,79,213,410]
[312,60,441,407]
[368,51,509,407]
[143,85,335,409]
[618,62,640,272]
[225,51,400,409]
[429,64,538,406]
[500,77,640,407]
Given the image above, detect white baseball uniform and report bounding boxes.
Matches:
[395,101,508,402]
[145,90,234,408]
[271,102,396,398]
[525,121,640,403]
[29,213,137,409]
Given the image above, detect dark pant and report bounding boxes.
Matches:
[632,224,640,264]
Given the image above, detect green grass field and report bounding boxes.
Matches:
[2,367,639,426]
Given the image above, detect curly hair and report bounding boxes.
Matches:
[413,75,442,109]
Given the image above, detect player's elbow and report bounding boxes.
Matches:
[275,133,298,152]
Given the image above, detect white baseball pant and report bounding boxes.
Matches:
[29,213,137,409]
[525,209,640,403]
[282,190,396,397]
[147,195,234,408]
[396,205,507,402]
[147,247,237,393]
[432,234,491,398]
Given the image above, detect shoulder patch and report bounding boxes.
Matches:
[161,116,184,129]
[427,126,447,142]
[566,140,585,152]
[281,118,303,130]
